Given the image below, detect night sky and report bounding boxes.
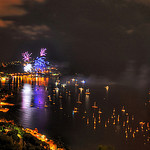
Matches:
[1,0,150,77]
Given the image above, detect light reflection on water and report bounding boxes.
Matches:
[1,76,150,150]
[22,84,32,109]
[33,85,47,108]
[85,95,90,110]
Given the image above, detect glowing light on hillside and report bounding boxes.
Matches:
[1,77,6,85]
[22,51,32,62]
[72,78,75,82]
[1,77,6,81]
[81,80,85,84]
[61,84,66,88]
[40,48,47,56]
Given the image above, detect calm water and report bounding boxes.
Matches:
[0,76,150,150]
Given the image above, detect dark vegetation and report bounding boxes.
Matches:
[0,64,23,73]
[98,145,115,150]
[0,122,49,150]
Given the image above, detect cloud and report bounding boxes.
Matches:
[17,25,51,40]
[0,0,46,28]
[0,19,14,28]
[0,0,46,17]
[128,0,150,5]
[126,29,134,34]
[0,0,27,17]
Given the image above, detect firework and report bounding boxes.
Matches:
[24,64,32,72]
[22,51,32,62]
[34,57,49,72]
[40,48,47,57]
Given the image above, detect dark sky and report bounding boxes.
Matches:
[1,0,150,76]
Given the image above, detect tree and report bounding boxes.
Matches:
[0,134,21,150]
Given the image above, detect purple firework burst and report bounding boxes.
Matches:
[40,48,47,56]
[22,51,32,62]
